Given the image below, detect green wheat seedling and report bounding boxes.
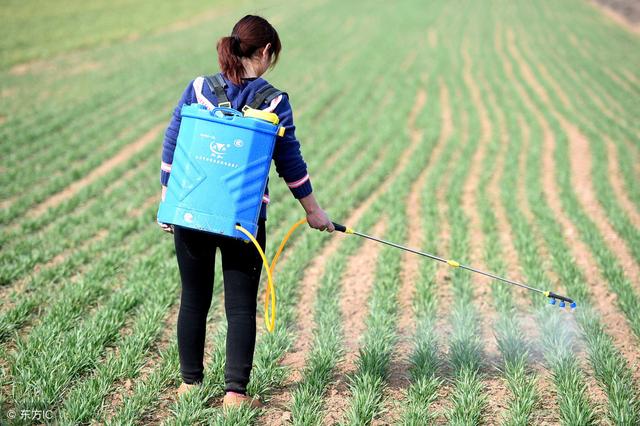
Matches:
[490,55,636,422]
[398,103,447,425]
[507,23,640,267]
[474,67,539,425]
[441,71,487,425]
[2,0,639,423]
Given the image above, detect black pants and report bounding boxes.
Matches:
[173,219,265,394]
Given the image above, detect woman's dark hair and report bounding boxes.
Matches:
[217,15,282,85]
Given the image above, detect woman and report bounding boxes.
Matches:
[158,15,334,408]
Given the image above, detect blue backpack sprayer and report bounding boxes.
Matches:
[159,74,576,333]
[158,74,290,331]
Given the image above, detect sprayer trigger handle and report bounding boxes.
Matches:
[332,222,347,233]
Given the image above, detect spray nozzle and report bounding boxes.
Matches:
[544,291,576,311]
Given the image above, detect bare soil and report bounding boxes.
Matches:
[260,89,428,425]
[428,29,438,49]
[563,119,640,284]
[29,123,165,218]
[591,0,640,33]
[513,115,561,425]
[432,82,455,328]
[103,301,181,422]
[602,67,637,95]
[506,28,640,286]
[321,89,428,425]
[430,82,464,424]
[498,26,607,421]
[127,193,161,218]
[606,140,640,226]
[460,45,501,366]
[378,85,430,423]
[320,218,388,425]
[621,69,640,86]
[0,228,109,312]
[461,56,534,422]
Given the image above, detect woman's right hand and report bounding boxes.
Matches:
[158,186,174,233]
[158,220,174,234]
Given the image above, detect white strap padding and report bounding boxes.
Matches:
[192,77,215,110]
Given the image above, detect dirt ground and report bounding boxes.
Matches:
[593,0,640,24]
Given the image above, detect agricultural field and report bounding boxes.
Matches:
[1,0,639,424]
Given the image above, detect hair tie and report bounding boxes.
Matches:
[231,34,242,55]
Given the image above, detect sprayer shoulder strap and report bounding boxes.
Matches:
[204,73,231,107]
[247,83,286,110]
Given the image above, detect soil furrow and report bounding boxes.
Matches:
[531,60,571,111]
[460,46,499,366]
[561,119,640,283]
[590,0,640,34]
[127,193,161,218]
[490,108,558,423]
[602,67,638,97]
[321,89,427,425]
[432,81,454,329]
[28,123,165,219]
[506,28,640,286]
[500,28,638,405]
[495,25,611,418]
[378,84,430,423]
[606,138,640,226]
[531,103,615,426]
[430,83,468,424]
[321,218,388,426]
[377,80,451,424]
[463,60,529,424]
[621,69,640,87]
[102,302,181,422]
[428,29,438,49]
[260,88,427,423]
[0,228,109,312]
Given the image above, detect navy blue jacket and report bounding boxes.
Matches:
[160,74,312,219]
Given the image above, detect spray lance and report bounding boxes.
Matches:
[237,218,576,334]
[330,222,577,310]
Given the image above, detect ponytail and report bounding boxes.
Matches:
[217,36,245,86]
[216,15,282,86]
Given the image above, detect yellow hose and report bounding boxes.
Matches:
[235,218,307,333]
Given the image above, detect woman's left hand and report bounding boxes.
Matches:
[306,207,334,233]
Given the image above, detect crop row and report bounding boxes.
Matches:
[490,22,639,423]
[506,9,640,268]
[0,0,361,226]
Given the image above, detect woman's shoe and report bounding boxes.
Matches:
[177,382,199,397]
[222,391,263,408]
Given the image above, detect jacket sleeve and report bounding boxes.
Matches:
[271,95,313,199]
[160,80,195,186]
